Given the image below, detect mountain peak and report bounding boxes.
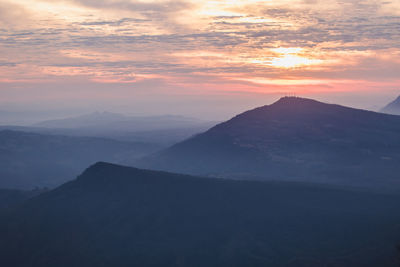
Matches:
[85,161,119,171]
[272,96,323,107]
[78,162,138,181]
[231,97,340,122]
[138,97,400,191]
[276,96,312,102]
[381,94,400,115]
[77,161,197,186]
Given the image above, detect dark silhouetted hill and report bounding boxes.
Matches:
[381,95,400,115]
[0,130,161,189]
[137,97,400,191]
[1,162,400,266]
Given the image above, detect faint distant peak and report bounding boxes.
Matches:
[81,111,126,119]
[92,111,120,115]
[380,94,400,115]
[90,112,129,121]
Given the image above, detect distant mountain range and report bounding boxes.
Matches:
[0,112,217,145]
[0,110,76,125]
[1,162,399,266]
[33,111,215,132]
[381,95,400,115]
[137,97,400,192]
[0,130,161,189]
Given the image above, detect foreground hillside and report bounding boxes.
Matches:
[138,97,400,191]
[1,162,400,266]
[0,130,160,189]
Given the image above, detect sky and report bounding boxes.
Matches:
[0,0,399,120]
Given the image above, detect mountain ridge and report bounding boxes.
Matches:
[1,162,400,266]
[381,95,400,115]
[0,130,161,189]
[33,111,211,130]
[136,97,400,191]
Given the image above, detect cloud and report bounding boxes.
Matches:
[0,61,17,67]
[70,0,193,12]
[65,0,196,28]
[79,18,150,26]
[0,2,32,28]
[0,0,399,110]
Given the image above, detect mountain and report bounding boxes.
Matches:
[0,110,72,125]
[0,125,214,146]
[34,111,215,131]
[0,130,161,189]
[381,95,400,115]
[34,111,131,128]
[11,112,217,145]
[137,97,400,192]
[1,162,400,266]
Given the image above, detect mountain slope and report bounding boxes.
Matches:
[0,189,44,210]
[1,162,400,266]
[137,97,400,191]
[0,130,161,189]
[381,95,400,115]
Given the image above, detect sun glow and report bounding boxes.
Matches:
[270,55,321,68]
[269,47,322,68]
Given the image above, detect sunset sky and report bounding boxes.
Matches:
[0,0,399,119]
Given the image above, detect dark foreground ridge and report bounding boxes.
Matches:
[1,162,400,266]
[137,97,400,191]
